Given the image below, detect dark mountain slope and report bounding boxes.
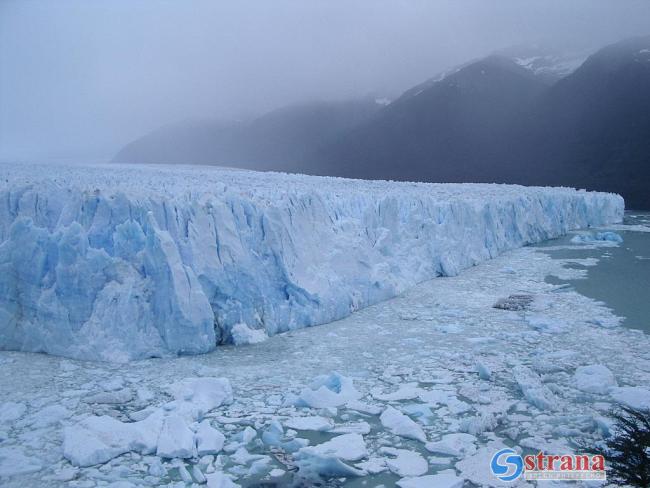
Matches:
[317,36,650,208]
[532,35,650,208]
[315,56,549,183]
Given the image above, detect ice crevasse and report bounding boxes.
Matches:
[0,162,624,361]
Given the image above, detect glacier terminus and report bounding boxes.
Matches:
[0,162,623,362]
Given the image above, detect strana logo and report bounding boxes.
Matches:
[490,449,606,482]
[490,448,524,482]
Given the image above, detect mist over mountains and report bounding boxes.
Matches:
[114,35,650,209]
[114,99,382,172]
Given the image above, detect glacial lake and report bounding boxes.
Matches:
[537,212,650,333]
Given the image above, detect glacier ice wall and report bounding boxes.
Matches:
[0,163,624,361]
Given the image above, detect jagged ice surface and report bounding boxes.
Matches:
[0,162,623,361]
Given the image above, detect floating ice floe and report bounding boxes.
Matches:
[574,364,617,395]
[63,377,232,466]
[380,406,427,442]
[610,386,650,410]
[0,447,43,477]
[206,471,240,488]
[261,420,309,453]
[295,372,361,408]
[168,377,233,420]
[425,433,478,457]
[283,415,333,432]
[230,323,268,346]
[27,404,71,429]
[63,412,163,466]
[195,420,226,455]
[570,231,623,244]
[156,414,195,458]
[396,470,464,488]
[512,365,558,411]
[373,382,422,401]
[294,433,367,477]
[525,314,569,334]
[476,361,493,381]
[0,402,26,425]
[380,447,428,477]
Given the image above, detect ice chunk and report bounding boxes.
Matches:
[0,402,26,424]
[526,314,568,334]
[64,376,232,466]
[295,433,368,477]
[476,361,492,380]
[63,412,163,467]
[230,446,270,466]
[196,420,226,455]
[295,372,361,408]
[396,470,464,488]
[571,231,623,244]
[0,446,43,477]
[206,471,240,488]
[28,404,71,428]
[355,457,388,474]
[156,415,195,458]
[512,365,557,411]
[425,433,477,457]
[345,400,382,415]
[418,389,469,414]
[380,447,428,477]
[261,421,308,453]
[401,404,435,425]
[610,387,650,410]
[380,406,427,442]
[169,377,233,419]
[374,383,422,401]
[284,416,333,432]
[459,413,498,435]
[574,365,617,395]
[86,388,133,404]
[230,323,268,346]
[235,427,257,446]
[299,433,367,461]
[329,421,371,434]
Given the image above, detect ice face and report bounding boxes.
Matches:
[0,162,624,361]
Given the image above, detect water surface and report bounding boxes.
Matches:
[537,212,650,332]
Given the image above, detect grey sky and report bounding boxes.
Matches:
[1,0,649,163]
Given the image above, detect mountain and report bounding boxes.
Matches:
[114,36,650,208]
[532,35,650,208]
[113,99,383,172]
[316,36,650,209]
[313,55,549,183]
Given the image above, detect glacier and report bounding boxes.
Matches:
[0,162,624,361]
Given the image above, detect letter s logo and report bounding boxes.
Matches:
[490,448,524,481]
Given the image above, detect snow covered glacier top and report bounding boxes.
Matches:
[0,162,624,361]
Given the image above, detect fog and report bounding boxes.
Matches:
[1,0,649,163]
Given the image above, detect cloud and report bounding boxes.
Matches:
[1,0,649,162]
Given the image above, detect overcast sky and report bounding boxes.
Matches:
[1,0,649,163]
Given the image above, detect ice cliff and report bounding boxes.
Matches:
[0,162,624,361]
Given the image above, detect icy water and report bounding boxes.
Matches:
[537,212,650,333]
[2,217,650,487]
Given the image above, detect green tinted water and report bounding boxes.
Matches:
[537,212,650,333]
